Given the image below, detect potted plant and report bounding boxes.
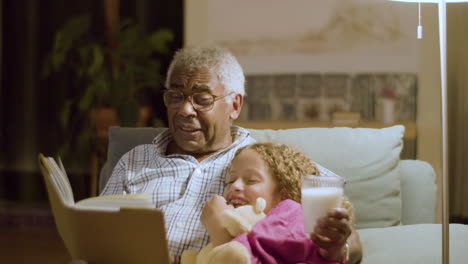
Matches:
[42,14,173,194]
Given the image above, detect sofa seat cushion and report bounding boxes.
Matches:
[357,224,468,264]
[248,125,404,229]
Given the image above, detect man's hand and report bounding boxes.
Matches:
[200,195,234,246]
[310,208,352,263]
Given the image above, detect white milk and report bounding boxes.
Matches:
[302,187,343,235]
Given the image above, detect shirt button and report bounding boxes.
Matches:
[193,168,201,175]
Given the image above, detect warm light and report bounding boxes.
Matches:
[388,0,468,2]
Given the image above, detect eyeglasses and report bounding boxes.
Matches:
[163,90,235,112]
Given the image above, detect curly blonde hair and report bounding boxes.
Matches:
[234,143,355,224]
[234,143,319,203]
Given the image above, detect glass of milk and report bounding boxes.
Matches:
[301,175,345,236]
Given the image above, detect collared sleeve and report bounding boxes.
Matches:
[232,200,339,264]
[101,152,128,195]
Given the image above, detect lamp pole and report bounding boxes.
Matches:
[438,2,450,263]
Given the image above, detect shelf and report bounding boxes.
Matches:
[234,120,416,140]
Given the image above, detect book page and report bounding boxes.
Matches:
[40,155,75,206]
[75,193,155,210]
[57,156,72,189]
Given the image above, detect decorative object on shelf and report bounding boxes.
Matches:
[380,86,397,124]
[386,1,468,263]
[243,73,416,123]
[331,112,361,126]
[380,98,396,124]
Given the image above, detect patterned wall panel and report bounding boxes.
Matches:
[242,73,418,159]
[243,73,417,123]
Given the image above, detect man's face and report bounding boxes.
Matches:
[166,67,242,156]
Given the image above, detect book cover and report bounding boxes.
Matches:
[38,154,171,264]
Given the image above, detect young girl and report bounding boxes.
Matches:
[201,143,354,264]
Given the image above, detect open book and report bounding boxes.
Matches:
[38,153,171,264]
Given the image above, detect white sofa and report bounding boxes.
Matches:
[100,125,468,263]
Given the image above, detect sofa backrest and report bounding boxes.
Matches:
[101,125,413,229]
[248,126,404,229]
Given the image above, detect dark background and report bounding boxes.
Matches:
[0,0,183,204]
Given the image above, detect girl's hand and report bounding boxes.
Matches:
[201,195,232,226]
[200,195,234,246]
[310,207,352,262]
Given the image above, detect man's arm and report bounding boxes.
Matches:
[347,230,363,264]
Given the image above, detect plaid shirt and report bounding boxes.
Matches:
[101,126,339,260]
[101,126,256,258]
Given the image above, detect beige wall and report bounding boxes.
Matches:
[184,0,208,47]
[418,5,442,223]
[416,3,468,223]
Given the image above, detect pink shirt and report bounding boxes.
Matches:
[232,199,339,264]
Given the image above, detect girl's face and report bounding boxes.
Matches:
[223,149,281,213]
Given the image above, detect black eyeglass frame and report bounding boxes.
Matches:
[162,89,235,112]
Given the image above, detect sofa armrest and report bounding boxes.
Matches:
[400,160,437,224]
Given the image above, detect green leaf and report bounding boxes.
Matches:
[118,21,141,52]
[94,77,109,99]
[88,44,104,76]
[51,32,69,69]
[62,15,91,41]
[78,84,95,111]
[148,29,173,54]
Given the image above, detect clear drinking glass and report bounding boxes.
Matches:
[301,175,345,236]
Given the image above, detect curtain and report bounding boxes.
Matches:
[448,4,468,221]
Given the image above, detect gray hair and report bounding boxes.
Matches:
[164,45,245,100]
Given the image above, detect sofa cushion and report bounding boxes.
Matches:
[400,160,437,224]
[357,224,468,263]
[248,125,404,229]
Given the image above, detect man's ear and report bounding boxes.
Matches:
[229,94,243,120]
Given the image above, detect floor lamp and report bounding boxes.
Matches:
[387,1,468,263]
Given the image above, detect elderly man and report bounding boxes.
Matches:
[100,45,362,263]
